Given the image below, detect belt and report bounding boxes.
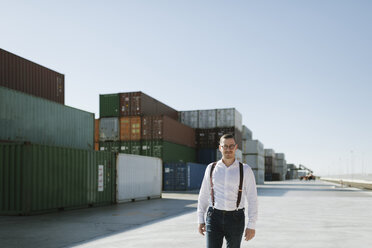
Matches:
[208,207,245,214]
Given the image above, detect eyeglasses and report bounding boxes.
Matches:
[221,144,236,150]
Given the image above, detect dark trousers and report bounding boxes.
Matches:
[206,207,245,248]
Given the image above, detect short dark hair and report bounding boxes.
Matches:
[219,133,235,144]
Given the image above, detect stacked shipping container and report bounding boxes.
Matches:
[264,149,276,181]
[98,92,196,163]
[242,139,265,184]
[274,153,287,181]
[0,49,65,104]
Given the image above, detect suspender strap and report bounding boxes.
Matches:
[210,162,217,207]
[236,162,244,209]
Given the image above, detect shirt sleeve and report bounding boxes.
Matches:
[244,167,258,229]
[197,163,212,224]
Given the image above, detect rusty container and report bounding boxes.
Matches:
[119,91,178,120]
[0,48,65,104]
[120,117,130,141]
[119,117,141,141]
[94,119,100,142]
[141,116,153,140]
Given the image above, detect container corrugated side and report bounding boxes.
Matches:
[99,141,120,153]
[0,143,115,215]
[119,117,141,141]
[161,116,195,148]
[116,154,162,202]
[196,128,218,148]
[216,108,243,132]
[242,140,264,155]
[242,125,252,140]
[163,162,206,191]
[251,168,264,185]
[0,48,65,104]
[99,118,119,142]
[148,140,195,163]
[119,93,130,116]
[275,153,285,160]
[179,110,198,128]
[197,148,217,165]
[94,119,100,142]
[243,154,265,170]
[264,149,275,157]
[198,109,216,128]
[0,86,94,150]
[100,94,119,118]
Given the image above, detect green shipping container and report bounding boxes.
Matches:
[99,141,121,153]
[0,86,94,150]
[130,141,142,155]
[100,94,119,118]
[141,140,152,156]
[119,141,131,154]
[142,140,195,163]
[0,143,116,215]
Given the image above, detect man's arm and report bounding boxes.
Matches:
[244,167,258,240]
[197,164,211,235]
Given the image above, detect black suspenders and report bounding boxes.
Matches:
[210,161,244,209]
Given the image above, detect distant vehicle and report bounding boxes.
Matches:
[300,174,316,181]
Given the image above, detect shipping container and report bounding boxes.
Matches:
[119,91,178,120]
[130,141,142,155]
[252,169,264,185]
[0,143,116,215]
[265,173,273,181]
[0,86,94,150]
[119,93,130,116]
[163,162,206,191]
[99,142,120,153]
[116,154,162,202]
[243,154,265,170]
[99,117,119,142]
[0,49,65,104]
[119,117,141,141]
[275,153,285,160]
[94,142,99,151]
[216,127,242,149]
[265,157,275,174]
[264,149,275,157]
[94,119,100,142]
[216,108,243,132]
[141,140,152,156]
[198,109,216,128]
[141,116,195,147]
[178,110,199,128]
[197,148,217,165]
[242,140,264,155]
[119,141,131,154]
[100,94,119,118]
[242,125,252,141]
[196,128,218,148]
[144,140,195,163]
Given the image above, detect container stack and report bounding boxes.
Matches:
[179,108,243,165]
[98,92,196,163]
[286,163,298,180]
[264,149,276,181]
[242,140,265,184]
[274,153,287,181]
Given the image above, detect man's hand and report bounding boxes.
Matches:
[198,223,206,236]
[244,228,255,241]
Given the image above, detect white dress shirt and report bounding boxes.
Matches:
[197,159,258,229]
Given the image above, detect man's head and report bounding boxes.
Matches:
[219,133,237,160]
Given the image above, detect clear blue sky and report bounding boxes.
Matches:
[1,0,371,176]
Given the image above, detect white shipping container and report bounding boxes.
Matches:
[198,109,216,128]
[242,125,252,140]
[99,117,119,141]
[242,140,264,155]
[117,154,162,203]
[216,108,243,132]
[264,149,275,157]
[216,149,243,162]
[243,154,265,170]
[276,159,286,167]
[179,110,198,128]
[275,153,285,160]
[252,169,264,185]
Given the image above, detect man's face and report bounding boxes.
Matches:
[219,138,237,160]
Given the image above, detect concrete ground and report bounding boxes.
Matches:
[1,180,372,248]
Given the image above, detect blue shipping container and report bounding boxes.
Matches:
[197,148,217,165]
[163,162,207,191]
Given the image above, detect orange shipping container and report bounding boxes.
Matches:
[120,117,141,141]
[94,119,100,142]
[94,142,99,151]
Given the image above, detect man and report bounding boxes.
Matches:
[197,134,258,248]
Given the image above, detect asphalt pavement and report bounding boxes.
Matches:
[1,180,372,248]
